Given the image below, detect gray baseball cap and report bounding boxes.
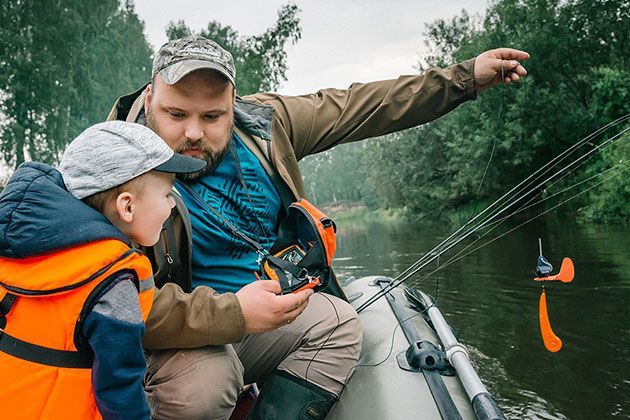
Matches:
[59,121,206,199]
[152,35,236,86]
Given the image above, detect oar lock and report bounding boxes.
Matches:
[397,340,456,376]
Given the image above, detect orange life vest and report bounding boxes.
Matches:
[0,239,154,419]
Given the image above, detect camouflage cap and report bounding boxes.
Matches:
[152,35,235,86]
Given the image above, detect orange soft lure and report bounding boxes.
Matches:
[538,289,563,352]
[533,239,574,352]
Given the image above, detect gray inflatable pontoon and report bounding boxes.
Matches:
[328,276,504,420]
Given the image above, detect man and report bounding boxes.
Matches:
[109,35,529,419]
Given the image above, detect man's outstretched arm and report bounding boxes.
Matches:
[247,47,529,160]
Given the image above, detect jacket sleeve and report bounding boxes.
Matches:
[82,275,151,420]
[142,282,246,349]
[245,59,476,161]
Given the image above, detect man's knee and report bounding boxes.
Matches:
[311,293,363,360]
[331,297,363,361]
[278,294,363,395]
[145,346,245,419]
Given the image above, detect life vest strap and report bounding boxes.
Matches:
[0,330,93,368]
[0,292,17,329]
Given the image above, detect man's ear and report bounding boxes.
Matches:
[114,192,135,223]
[144,83,153,112]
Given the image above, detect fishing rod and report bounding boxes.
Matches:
[369,113,630,291]
[358,118,629,312]
[455,125,630,239]
[437,162,629,271]
[356,114,630,313]
[404,147,628,284]
[357,122,628,313]
[370,121,627,298]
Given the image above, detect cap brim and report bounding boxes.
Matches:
[158,60,235,85]
[154,153,207,174]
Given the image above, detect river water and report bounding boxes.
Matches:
[332,215,629,419]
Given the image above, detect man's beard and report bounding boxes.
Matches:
[146,106,231,181]
[173,137,230,181]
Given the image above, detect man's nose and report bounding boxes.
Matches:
[184,121,204,141]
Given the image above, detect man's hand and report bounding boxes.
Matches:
[474,48,530,93]
[236,280,314,334]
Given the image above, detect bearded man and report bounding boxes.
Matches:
[108,35,529,419]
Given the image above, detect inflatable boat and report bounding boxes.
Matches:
[328,276,504,420]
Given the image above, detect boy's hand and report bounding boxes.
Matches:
[236,280,314,334]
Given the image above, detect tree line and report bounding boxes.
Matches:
[300,0,629,223]
[0,0,152,170]
[0,1,300,176]
[1,0,627,222]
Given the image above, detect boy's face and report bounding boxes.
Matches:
[145,70,235,179]
[125,171,176,247]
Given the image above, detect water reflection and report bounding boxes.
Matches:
[334,216,630,419]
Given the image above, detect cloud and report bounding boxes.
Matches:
[134,0,488,94]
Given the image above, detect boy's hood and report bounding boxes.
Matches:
[0,162,130,259]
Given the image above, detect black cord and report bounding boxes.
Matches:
[338,287,438,396]
[303,292,341,397]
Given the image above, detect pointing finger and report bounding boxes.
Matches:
[493,48,530,61]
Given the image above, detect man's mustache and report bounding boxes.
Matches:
[177,140,213,154]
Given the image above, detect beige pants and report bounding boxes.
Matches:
[144,293,362,419]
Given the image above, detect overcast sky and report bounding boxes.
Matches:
[134,0,489,95]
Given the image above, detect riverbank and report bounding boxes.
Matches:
[320,197,628,229]
[319,202,406,224]
[321,200,504,227]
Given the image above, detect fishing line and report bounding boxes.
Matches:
[356,115,630,312]
[339,311,427,395]
[475,63,504,200]
[339,272,443,393]
[458,63,507,264]
[426,63,506,292]
[383,75,514,289]
[303,292,341,398]
[341,314,421,382]
[301,285,437,398]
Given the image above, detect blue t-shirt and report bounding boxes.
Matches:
[176,132,281,293]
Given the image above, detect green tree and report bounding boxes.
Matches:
[358,0,630,222]
[300,142,368,206]
[0,0,152,170]
[165,4,302,95]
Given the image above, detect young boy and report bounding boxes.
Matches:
[0,121,205,419]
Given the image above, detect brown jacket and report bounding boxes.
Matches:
[108,59,477,349]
